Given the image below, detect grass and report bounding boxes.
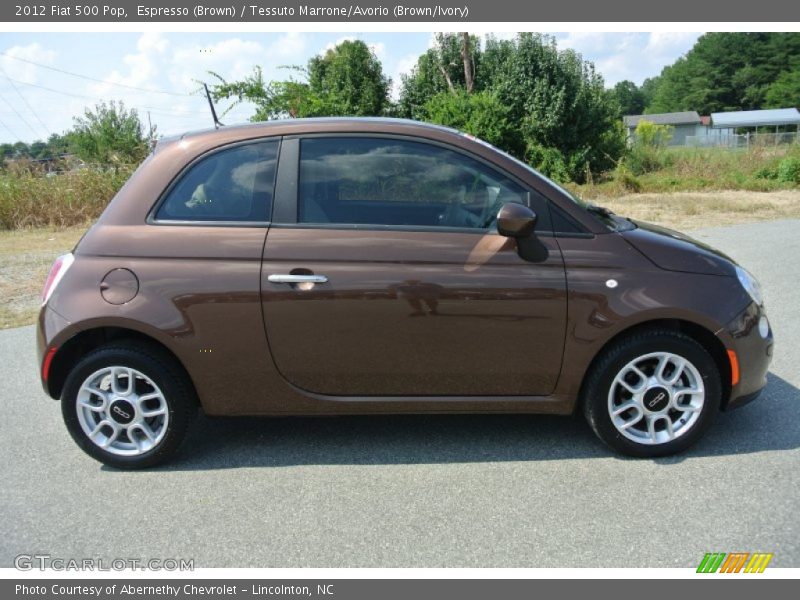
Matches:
[569,145,800,198]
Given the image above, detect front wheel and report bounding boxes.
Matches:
[61,344,196,469]
[582,330,722,457]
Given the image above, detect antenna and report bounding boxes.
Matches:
[203,83,223,129]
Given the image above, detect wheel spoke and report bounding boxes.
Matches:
[81,385,109,403]
[665,357,686,385]
[616,370,646,394]
[140,406,167,419]
[137,392,167,418]
[111,367,134,396]
[630,365,648,383]
[612,400,639,417]
[138,391,161,402]
[89,420,108,438]
[674,385,702,398]
[655,355,669,382]
[78,399,105,413]
[646,415,658,443]
[129,423,156,452]
[619,411,644,430]
[137,422,156,442]
[99,425,121,448]
[675,396,703,413]
[662,417,675,441]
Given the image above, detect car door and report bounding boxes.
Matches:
[260,135,567,397]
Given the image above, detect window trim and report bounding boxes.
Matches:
[279,132,557,236]
[146,137,282,227]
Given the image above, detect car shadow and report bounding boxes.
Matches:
[112,372,800,472]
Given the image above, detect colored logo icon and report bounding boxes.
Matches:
[697,552,773,573]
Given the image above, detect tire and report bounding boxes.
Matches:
[61,343,196,469]
[582,329,722,458]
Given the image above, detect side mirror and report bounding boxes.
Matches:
[496,203,538,238]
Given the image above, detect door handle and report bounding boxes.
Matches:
[268,274,329,284]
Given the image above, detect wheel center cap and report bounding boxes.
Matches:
[109,399,135,424]
[643,387,670,412]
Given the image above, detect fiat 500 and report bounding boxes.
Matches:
[37,118,773,468]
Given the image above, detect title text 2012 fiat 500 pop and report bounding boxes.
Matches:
[36,118,773,468]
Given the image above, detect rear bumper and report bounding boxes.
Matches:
[36,304,75,397]
[719,301,773,410]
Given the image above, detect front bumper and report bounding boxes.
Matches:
[719,301,773,410]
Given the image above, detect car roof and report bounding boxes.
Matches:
[160,117,464,147]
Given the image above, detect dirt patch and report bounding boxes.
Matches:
[0,227,85,328]
[602,190,800,231]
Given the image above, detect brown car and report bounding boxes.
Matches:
[36,118,773,468]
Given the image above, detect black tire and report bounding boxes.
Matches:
[582,329,722,458]
[61,343,196,469]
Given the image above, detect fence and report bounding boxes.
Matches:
[685,131,800,148]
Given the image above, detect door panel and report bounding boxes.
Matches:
[261,227,566,396]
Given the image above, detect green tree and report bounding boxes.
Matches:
[422,90,512,149]
[610,80,646,117]
[397,33,482,119]
[0,132,73,163]
[68,101,153,168]
[210,39,390,120]
[646,33,800,114]
[478,33,625,182]
[765,71,800,109]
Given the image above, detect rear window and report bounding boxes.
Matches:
[155,140,279,223]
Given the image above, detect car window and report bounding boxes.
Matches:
[156,140,279,222]
[298,137,550,231]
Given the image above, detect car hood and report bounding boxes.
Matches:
[621,220,737,277]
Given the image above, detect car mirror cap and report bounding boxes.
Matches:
[496,203,538,238]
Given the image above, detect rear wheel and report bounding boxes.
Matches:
[61,344,196,469]
[582,329,722,457]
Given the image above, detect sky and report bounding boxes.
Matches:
[0,31,700,145]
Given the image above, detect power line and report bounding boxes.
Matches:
[0,51,192,97]
[0,75,210,118]
[0,90,39,138]
[0,65,49,138]
[0,113,23,143]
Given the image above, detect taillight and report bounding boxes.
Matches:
[41,253,74,305]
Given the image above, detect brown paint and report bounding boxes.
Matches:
[37,118,773,417]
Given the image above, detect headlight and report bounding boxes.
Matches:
[735,265,764,306]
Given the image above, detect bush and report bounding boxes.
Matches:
[777,155,800,183]
[525,144,572,183]
[612,163,642,192]
[423,90,513,150]
[625,120,674,176]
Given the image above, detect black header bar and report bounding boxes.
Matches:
[3,1,799,22]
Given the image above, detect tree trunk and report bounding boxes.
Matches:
[438,64,456,94]
[461,32,474,94]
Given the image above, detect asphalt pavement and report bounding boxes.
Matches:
[1,219,798,568]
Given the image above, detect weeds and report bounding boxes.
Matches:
[0,164,134,230]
